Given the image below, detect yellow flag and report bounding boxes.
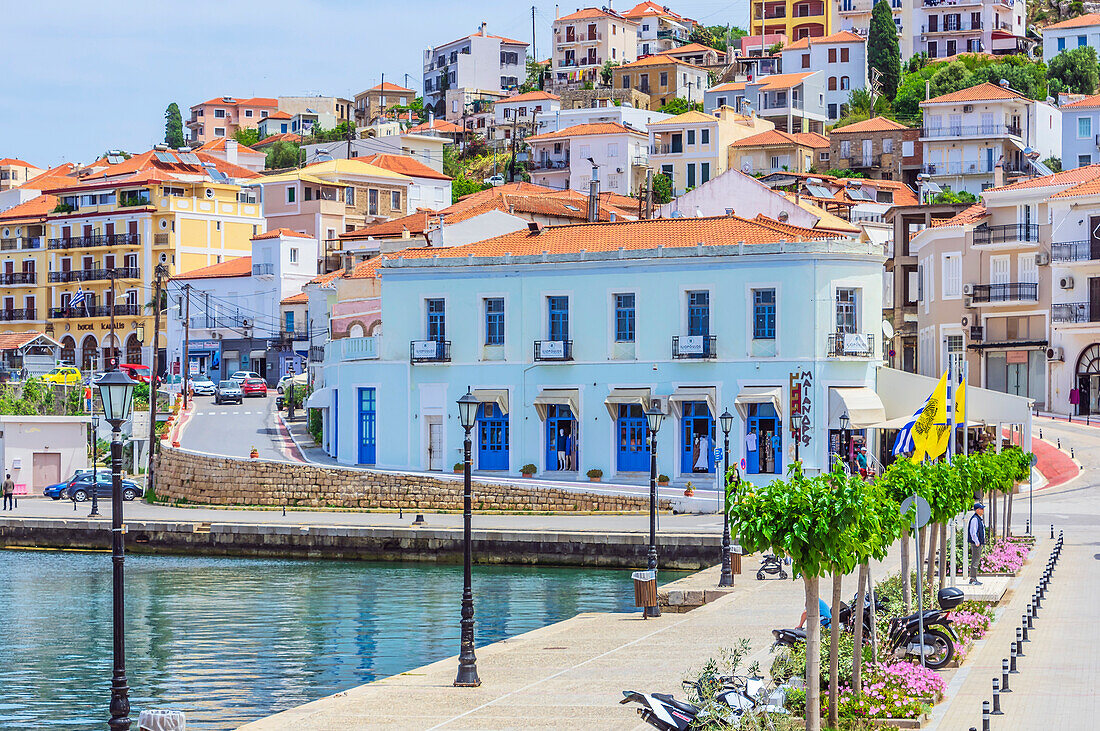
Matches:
[910,370,949,462]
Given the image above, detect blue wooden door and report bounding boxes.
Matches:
[616,404,647,472]
[357,387,376,465]
[477,403,508,471]
[680,401,715,473]
[545,404,576,471]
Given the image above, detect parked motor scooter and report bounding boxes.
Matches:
[771,593,886,651]
[621,675,791,730]
[886,587,964,670]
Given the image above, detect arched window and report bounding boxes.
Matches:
[348,323,365,338]
[840,76,850,91]
[125,334,142,364]
[828,77,837,91]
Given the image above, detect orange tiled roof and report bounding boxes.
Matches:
[346,248,443,279]
[709,82,746,93]
[986,164,1100,193]
[369,81,414,93]
[617,55,703,70]
[198,96,277,108]
[265,111,293,120]
[623,1,689,21]
[19,163,78,192]
[64,148,260,189]
[309,268,344,285]
[789,30,864,46]
[1043,13,1100,30]
[359,153,452,181]
[340,210,435,239]
[501,90,561,103]
[527,122,643,142]
[440,182,630,224]
[922,82,1030,105]
[1061,93,1100,109]
[832,116,911,133]
[0,332,49,350]
[752,72,816,90]
[656,43,723,57]
[253,132,302,148]
[0,194,57,220]
[0,158,36,167]
[407,119,465,135]
[253,228,314,240]
[731,129,826,148]
[171,257,252,280]
[557,7,628,22]
[934,203,988,227]
[386,215,831,261]
[194,138,260,154]
[280,292,309,305]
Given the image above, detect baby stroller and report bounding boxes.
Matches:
[757,553,788,580]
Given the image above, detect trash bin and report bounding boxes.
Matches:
[632,570,658,618]
[731,545,743,575]
[138,709,186,731]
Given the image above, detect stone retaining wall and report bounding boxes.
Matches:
[154,447,670,513]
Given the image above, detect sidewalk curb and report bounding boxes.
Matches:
[275,412,309,463]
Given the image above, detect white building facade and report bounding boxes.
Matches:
[527,122,649,195]
[422,25,528,114]
[1041,13,1100,62]
[779,31,867,123]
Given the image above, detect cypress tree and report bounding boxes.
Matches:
[868,0,902,100]
[164,103,184,148]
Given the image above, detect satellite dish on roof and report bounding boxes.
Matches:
[882,320,895,340]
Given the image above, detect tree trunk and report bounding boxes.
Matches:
[901,529,912,613]
[990,491,998,541]
[852,562,869,693]
[828,571,842,728]
[1006,489,1014,538]
[805,574,822,731]
[924,522,939,589]
[938,521,947,590]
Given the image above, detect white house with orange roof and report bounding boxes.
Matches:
[192,138,266,173]
[551,7,639,88]
[729,129,830,176]
[312,214,886,483]
[0,159,42,192]
[526,122,649,195]
[258,111,294,137]
[622,1,695,56]
[422,24,529,115]
[706,72,827,134]
[779,31,866,123]
[920,82,1061,196]
[647,108,775,195]
[1043,13,1100,61]
[492,91,561,142]
[186,96,278,145]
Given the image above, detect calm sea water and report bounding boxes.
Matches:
[1,550,680,729]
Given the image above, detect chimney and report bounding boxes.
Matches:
[480,22,487,35]
[994,155,1005,188]
[225,139,239,166]
[528,221,543,234]
[556,4,560,19]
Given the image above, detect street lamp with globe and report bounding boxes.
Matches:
[454,388,481,687]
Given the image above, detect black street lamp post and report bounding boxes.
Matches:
[644,405,664,590]
[97,367,136,731]
[839,411,851,471]
[454,388,481,687]
[719,409,734,587]
[90,414,100,518]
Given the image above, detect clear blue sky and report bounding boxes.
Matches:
[0,1,749,167]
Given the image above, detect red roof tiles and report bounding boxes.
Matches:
[359,153,451,181]
[0,194,57,220]
[527,122,643,142]
[921,82,1030,105]
[171,257,252,280]
[832,116,911,133]
[252,228,314,240]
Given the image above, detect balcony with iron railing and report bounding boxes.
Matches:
[827,332,875,357]
[278,329,309,342]
[1051,302,1096,324]
[533,339,573,361]
[921,160,1026,176]
[49,304,141,319]
[970,282,1038,303]
[921,123,1021,139]
[973,223,1039,246]
[188,315,251,330]
[410,339,451,363]
[0,272,36,285]
[252,263,275,276]
[48,267,138,284]
[47,233,141,250]
[838,0,873,12]
[0,308,37,322]
[672,335,717,359]
[923,20,983,33]
[1051,241,1099,263]
[848,154,882,169]
[924,0,982,6]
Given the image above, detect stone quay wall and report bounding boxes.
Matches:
[154,447,670,513]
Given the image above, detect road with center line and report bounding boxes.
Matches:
[178,389,298,462]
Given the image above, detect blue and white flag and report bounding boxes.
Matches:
[69,288,87,309]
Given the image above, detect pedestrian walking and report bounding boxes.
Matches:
[968,501,986,585]
[2,473,15,511]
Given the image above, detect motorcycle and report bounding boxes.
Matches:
[771,594,886,651]
[756,553,788,581]
[621,675,791,730]
[886,587,964,670]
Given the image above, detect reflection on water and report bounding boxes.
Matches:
[2,550,679,729]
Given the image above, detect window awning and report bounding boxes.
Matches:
[305,386,332,409]
[472,388,509,415]
[668,386,716,419]
[249,350,266,359]
[828,386,886,429]
[533,388,580,421]
[733,386,783,422]
[603,387,652,420]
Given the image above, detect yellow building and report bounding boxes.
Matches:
[751,0,832,41]
[0,194,54,337]
[44,147,262,370]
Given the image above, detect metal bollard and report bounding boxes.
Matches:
[1026,519,1030,534]
[992,679,1004,715]
[1021,618,1030,642]
[983,700,992,731]
[1057,438,1061,448]
[1051,523,1055,539]
[1072,447,1076,458]
[1039,428,1043,439]
[1001,659,1012,692]
[1035,591,1042,610]
[1027,605,1035,629]
[1009,642,1019,672]
[1017,626,1028,649]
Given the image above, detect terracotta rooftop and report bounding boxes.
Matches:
[527,122,644,142]
[709,82,746,93]
[19,163,78,192]
[985,164,1100,194]
[368,81,415,93]
[253,132,302,148]
[0,194,58,220]
[831,116,911,133]
[1061,93,1100,109]
[730,129,827,148]
[0,158,36,168]
[64,148,261,189]
[752,72,816,91]
[624,1,689,21]
[499,90,561,103]
[616,55,704,70]
[656,43,723,57]
[309,269,344,286]
[265,111,293,120]
[359,153,452,181]
[1044,13,1100,29]
[171,256,252,280]
[407,119,465,135]
[0,332,50,350]
[194,138,261,154]
[934,204,988,227]
[280,292,309,305]
[438,182,632,224]
[339,210,435,240]
[197,96,278,108]
[648,110,719,126]
[252,228,314,240]
[922,82,1031,105]
[557,7,630,22]
[784,30,864,50]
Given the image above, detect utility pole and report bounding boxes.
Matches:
[181,284,191,410]
[532,6,537,67]
[508,116,519,182]
[147,264,168,493]
[108,269,118,369]
[346,119,355,161]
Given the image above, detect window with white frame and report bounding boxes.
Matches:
[1018,252,1038,284]
[944,333,964,372]
[1079,116,1092,139]
[835,288,859,333]
[289,248,299,264]
[942,254,961,298]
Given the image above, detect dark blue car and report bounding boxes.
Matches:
[43,469,95,499]
[64,472,142,503]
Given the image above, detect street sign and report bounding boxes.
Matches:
[900,494,931,529]
[713,447,724,462]
[739,457,747,471]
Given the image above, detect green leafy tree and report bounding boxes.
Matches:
[1048,45,1100,95]
[930,187,978,204]
[1043,156,1062,172]
[657,97,702,115]
[265,141,301,170]
[651,172,673,204]
[868,0,902,99]
[600,60,619,86]
[689,25,718,49]
[164,103,184,148]
[451,174,489,203]
[234,128,261,147]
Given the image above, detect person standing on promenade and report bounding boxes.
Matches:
[2,474,15,510]
[968,502,986,585]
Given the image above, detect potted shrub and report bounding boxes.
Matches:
[684,480,695,497]
[586,468,603,482]
[249,446,259,459]
[453,461,464,474]
[520,463,537,478]
[658,474,670,486]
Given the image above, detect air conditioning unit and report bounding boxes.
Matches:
[963,105,974,113]
[964,296,976,309]
[650,396,670,415]
[1060,275,1075,290]
[205,188,215,198]
[212,332,223,340]
[962,283,975,295]
[1035,252,1050,266]
[1047,347,1064,362]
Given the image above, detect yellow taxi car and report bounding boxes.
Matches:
[41,365,83,385]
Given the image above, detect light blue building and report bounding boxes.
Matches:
[1058,94,1100,171]
[310,216,886,485]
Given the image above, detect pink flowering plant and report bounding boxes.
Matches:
[823,661,944,720]
[981,537,1030,573]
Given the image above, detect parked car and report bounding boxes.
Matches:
[119,363,155,384]
[44,468,99,499]
[483,174,505,187]
[241,377,268,397]
[42,366,82,385]
[214,380,243,405]
[276,373,308,394]
[190,376,216,396]
[229,370,262,383]
[66,472,142,502]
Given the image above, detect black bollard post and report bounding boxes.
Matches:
[1051,523,1055,539]
[1039,428,1043,439]
[1072,447,1075,458]
[1021,618,1030,643]
[1035,590,1042,610]
[1009,642,1019,672]
[1057,438,1061,448]
[1017,626,1028,649]
[1027,605,1035,629]
[1001,659,1012,692]
[991,678,1003,715]
[983,700,991,731]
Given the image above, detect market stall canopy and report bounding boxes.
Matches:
[603,387,652,420]
[733,386,783,422]
[533,388,580,421]
[669,386,717,419]
[472,388,509,415]
[876,367,1031,425]
[305,387,332,409]
[828,386,886,429]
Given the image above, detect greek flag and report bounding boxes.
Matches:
[69,288,87,310]
[891,406,921,456]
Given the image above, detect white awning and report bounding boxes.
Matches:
[869,414,985,430]
[603,387,652,419]
[828,387,886,429]
[876,366,1031,425]
[472,388,509,415]
[668,386,717,419]
[305,386,332,409]
[533,388,580,421]
[249,350,266,359]
[733,386,783,422]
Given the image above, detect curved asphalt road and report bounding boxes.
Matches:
[178,391,298,462]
